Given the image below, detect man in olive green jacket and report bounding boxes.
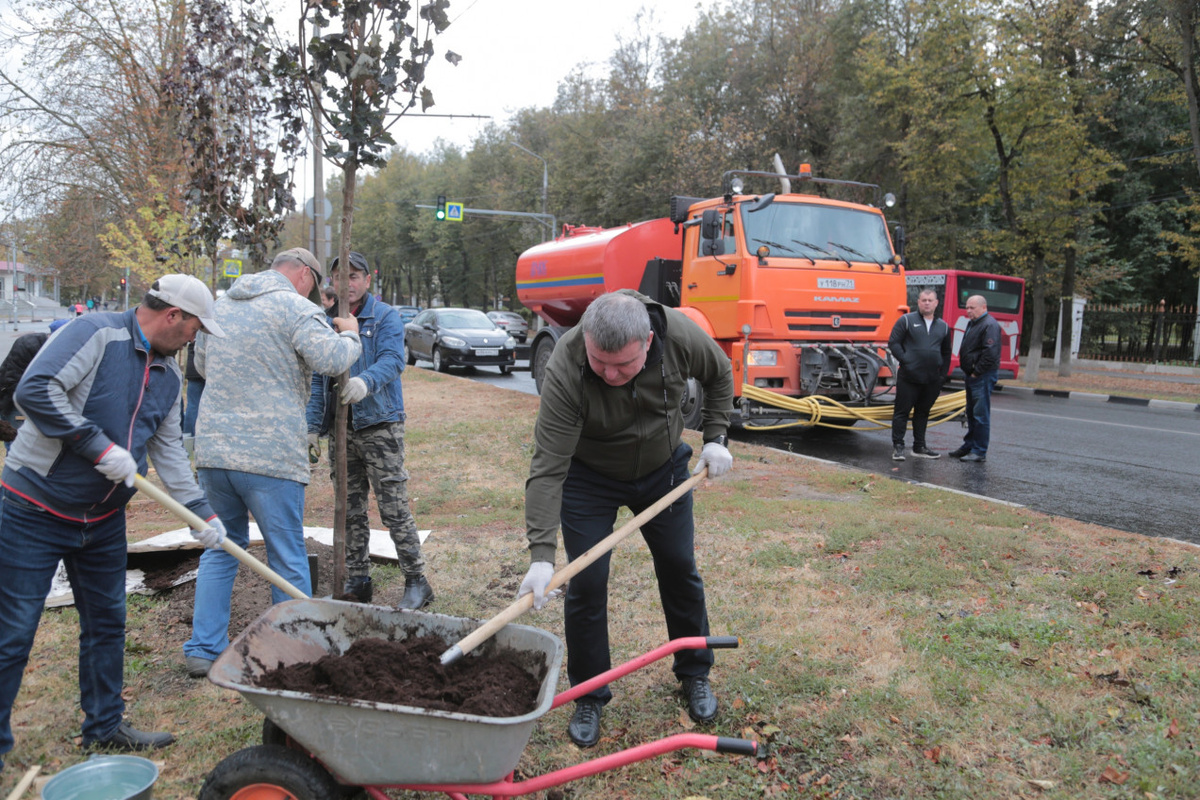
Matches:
[519,290,734,748]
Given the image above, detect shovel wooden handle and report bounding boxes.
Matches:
[5,766,40,800]
[440,468,708,665]
[133,474,307,600]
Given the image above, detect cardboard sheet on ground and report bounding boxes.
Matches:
[45,525,431,608]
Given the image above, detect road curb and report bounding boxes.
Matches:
[995,383,1200,413]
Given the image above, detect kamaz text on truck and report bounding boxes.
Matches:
[517,165,920,428]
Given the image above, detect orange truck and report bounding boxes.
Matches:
[516,166,910,427]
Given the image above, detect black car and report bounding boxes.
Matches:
[405,308,517,374]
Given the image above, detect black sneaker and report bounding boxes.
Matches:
[892,445,906,461]
[83,721,175,752]
[960,452,986,462]
[567,699,603,748]
[949,446,972,459]
[911,446,941,459]
[680,677,719,723]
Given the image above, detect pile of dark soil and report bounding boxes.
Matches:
[255,634,545,717]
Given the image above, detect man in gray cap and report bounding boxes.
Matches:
[184,248,362,678]
[0,274,227,766]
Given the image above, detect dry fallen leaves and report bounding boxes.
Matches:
[1099,766,1130,785]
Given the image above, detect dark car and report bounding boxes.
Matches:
[405,308,517,374]
[395,305,422,325]
[486,310,530,343]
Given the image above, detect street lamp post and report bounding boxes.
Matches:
[509,141,549,238]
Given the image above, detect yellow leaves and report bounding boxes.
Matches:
[1027,778,1056,790]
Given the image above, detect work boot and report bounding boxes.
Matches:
[396,575,434,610]
[184,654,214,678]
[344,575,373,603]
[680,677,719,723]
[84,721,175,752]
[567,699,603,748]
[892,444,906,461]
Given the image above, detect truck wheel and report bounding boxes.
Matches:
[681,378,704,431]
[198,744,345,800]
[532,338,554,395]
[499,364,512,375]
[432,347,449,373]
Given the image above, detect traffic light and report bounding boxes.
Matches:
[435,195,446,221]
[120,277,126,289]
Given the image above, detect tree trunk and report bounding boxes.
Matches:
[1058,236,1078,377]
[1024,251,1048,382]
[331,157,358,596]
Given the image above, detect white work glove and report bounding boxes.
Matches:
[307,432,321,463]
[190,515,227,549]
[518,561,561,611]
[340,376,369,405]
[693,441,733,478]
[96,445,138,488]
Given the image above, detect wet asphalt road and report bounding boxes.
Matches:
[458,359,1200,546]
[734,391,1200,545]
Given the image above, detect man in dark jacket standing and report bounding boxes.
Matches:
[889,288,952,460]
[951,295,1002,462]
[0,320,68,451]
[306,251,432,609]
[518,290,734,749]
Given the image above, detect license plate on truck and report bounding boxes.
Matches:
[475,348,499,356]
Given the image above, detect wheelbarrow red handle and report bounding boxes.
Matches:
[716,737,759,756]
[439,469,709,665]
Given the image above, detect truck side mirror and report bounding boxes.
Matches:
[700,210,725,256]
[894,225,906,258]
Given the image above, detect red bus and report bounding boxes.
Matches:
[904,270,1026,380]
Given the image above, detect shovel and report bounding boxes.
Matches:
[133,474,307,601]
[439,467,708,666]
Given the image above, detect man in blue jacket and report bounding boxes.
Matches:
[307,252,433,609]
[951,295,1003,462]
[0,275,227,769]
[888,288,952,460]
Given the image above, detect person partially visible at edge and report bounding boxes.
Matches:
[888,288,952,461]
[182,248,361,679]
[320,284,339,317]
[517,289,735,749]
[951,294,1002,463]
[182,340,204,439]
[0,319,69,451]
[0,275,228,768]
[305,251,433,609]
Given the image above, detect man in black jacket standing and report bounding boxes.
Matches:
[889,289,952,460]
[951,295,1002,462]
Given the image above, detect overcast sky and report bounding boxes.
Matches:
[290,0,707,203]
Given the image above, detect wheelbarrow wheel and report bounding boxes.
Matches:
[198,744,348,800]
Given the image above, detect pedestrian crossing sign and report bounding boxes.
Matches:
[222,258,243,278]
[446,202,464,222]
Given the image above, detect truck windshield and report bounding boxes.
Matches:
[740,203,893,264]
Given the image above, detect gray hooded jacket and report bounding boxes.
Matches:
[194,269,361,483]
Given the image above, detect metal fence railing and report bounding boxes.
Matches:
[1074,303,1199,365]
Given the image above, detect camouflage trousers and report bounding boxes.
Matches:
[328,420,424,579]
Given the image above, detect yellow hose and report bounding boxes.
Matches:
[740,384,967,432]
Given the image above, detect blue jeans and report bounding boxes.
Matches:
[963,371,999,455]
[183,470,310,661]
[0,490,128,760]
[560,443,712,704]
[182,379,204,437]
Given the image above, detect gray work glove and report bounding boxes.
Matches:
[340,376,369,405]
[96,445,138,487]
[518,561,561,610]
[693,441,733,478]
[190,515,227,549]
[307,432,321,464]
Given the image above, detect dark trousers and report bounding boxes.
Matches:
[891,377,942,448]
[963,371,999,455]
[561,443,712,704]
